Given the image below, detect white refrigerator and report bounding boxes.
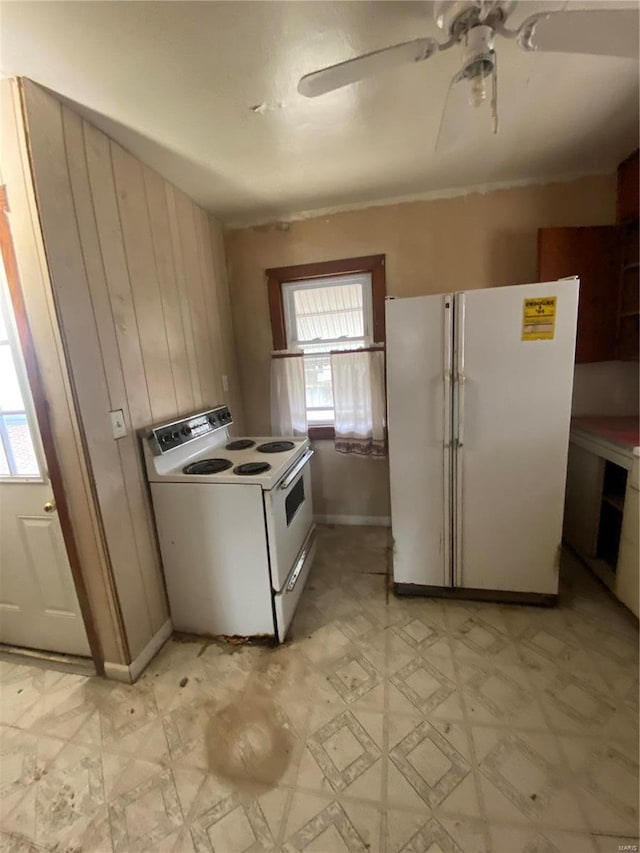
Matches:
[386,279,579,602]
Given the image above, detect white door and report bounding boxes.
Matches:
[386,294,453,587]
[0,263,90,656]
[454,279,579,594]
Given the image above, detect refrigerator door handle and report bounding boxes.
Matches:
[453,292,466,589]
[457,372,465,448]
[456,293,466,449]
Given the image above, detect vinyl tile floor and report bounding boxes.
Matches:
[1,525,638,853]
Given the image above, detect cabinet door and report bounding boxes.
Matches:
[538,226,621,363]
[617,149,639,225]
[563,443,604,557]
[615,485,639,617]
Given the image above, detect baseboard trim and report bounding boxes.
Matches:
[315,514,391,527]
[104,618,172,684]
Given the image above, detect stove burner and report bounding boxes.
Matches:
[234,462,272,476]
[257,441,295,454]
[226,439,256,451]
[183,458,233,475]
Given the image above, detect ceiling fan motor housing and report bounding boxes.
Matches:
[435,0,515,39]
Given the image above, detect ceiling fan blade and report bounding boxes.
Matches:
[298,37,439,97]
[518,8,639,59]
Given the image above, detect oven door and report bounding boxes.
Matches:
[264,449,314,591]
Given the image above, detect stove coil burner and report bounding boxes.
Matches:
[226,439,256,451]
[183,458,233,475]
[234,462,272,476]
[257,441,295,453]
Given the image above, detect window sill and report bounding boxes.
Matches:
[308,425,335,441]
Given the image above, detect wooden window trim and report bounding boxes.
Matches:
[266,254,386,440]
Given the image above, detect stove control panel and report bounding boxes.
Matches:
[150,406,233,454]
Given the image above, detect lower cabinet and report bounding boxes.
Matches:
[617,482,639,617]
[564,441,639,617]
[563,443,604,556]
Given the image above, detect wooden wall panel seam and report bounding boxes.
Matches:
[142,167,194,415]
[111,143,176,422]
[194,206,224,404]
[175,190,216,408]
[63,109,127,413]
[165,183,202,408]
[141,166,181,414]
[103,139,154,424]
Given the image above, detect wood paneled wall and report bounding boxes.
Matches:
[20,80,242,661]
[1,79,126,665]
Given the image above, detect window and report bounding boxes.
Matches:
[283,274,373,425]
[267,255,386,438]
[0,258,40,479]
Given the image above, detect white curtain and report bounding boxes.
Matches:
[271,352,308,436]
[331,348,386,456]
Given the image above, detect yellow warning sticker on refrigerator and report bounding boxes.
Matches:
[522,296,557,341]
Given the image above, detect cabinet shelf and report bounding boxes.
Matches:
[620,310,640,318]
[622,261,640,272]
[602,493,625,512]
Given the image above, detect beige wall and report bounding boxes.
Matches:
[21,80,242,662]
[224,174,617,520]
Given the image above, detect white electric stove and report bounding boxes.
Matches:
[143,405,316,642]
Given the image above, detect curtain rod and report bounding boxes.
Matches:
[330,346,385,355]
[272,345,385,359]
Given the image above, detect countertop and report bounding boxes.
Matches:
[571,416,640,453]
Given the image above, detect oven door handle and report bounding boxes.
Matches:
[278,448,314,490]
[287,525,316,591]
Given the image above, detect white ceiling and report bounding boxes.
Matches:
[1,1,638,225]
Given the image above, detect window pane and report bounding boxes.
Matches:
[303,352,333,415]
[0,343,25,411]
[293,283,364,342]
[307,409,334,425]
[4,414,39,477]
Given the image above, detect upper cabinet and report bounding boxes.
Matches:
[538,226,620,363]
[617,149,639,225]
[538,150,639,364]
[616,150,639,362]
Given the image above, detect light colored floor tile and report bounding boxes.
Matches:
[300,705,384,801]
[385,809,489,853]
[472,726,587,831]
[0,526,637,852]
[282,790,382,852]
[387,715,479,816]
[560,734,640,837]
[490,824,599,853]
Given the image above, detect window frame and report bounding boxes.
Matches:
[266,254,386,440]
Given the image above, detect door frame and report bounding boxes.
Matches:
[0,185,103,671]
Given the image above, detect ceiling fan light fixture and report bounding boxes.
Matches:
[460,25,495,107]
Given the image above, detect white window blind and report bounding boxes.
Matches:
[283,273,373,425]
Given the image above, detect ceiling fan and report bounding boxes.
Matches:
[297,1,639,149]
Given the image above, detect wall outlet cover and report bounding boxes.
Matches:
[110,409,127,439]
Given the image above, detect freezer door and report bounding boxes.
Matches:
[386,294,453,587]
[453,279,579,594]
